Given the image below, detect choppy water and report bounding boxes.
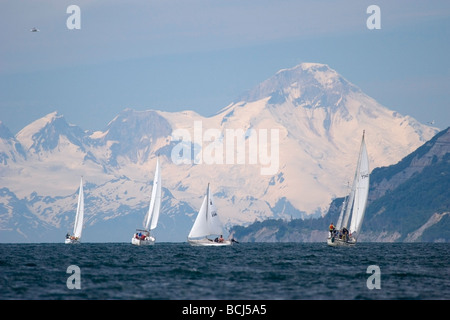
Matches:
[0,242,448,301]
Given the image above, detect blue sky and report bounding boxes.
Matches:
[0,0,449,134]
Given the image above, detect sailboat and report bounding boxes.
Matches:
[328,131,370,247]
[132,158,162,246]
[65,177,84,244]
[188,183,232,246]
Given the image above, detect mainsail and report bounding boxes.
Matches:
[349,134,370,236]
[188,183,224,239]
[72,177,84,239]
[143,158,162,231]
[336,132,370,239]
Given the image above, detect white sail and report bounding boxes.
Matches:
[188,195,209,239]
[342,163,358,230]
[206,186,224,236]
[335,182,350,230]
[72,177,84,239]
[335,196,346,231]
[328,131,370,247]
[349,135,370,236]
[188,183,224,239]
[131,158,162,246]
[144,158,162,231]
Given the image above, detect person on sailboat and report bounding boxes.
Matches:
[218,235,224,243]
[329,223,335,236]
[342,227,349,241]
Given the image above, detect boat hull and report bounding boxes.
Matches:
[131,236,155,246]
[188,238,232,246]
[65,238,80,244]
[327,236,356,247]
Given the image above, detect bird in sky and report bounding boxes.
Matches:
[30,27,40,32]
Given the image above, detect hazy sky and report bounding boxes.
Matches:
[1,0,449,134]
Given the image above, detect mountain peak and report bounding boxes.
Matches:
[104,108,171,141]
[43,111,61,121]
[276,62,330,74]
[16,111,85,152]
[237,62,359,104]
[101,108,172,165]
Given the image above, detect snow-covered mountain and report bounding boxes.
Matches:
[0,63,439,242]
[0,121,27,166]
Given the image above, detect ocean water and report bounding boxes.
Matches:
[0,242,448,301]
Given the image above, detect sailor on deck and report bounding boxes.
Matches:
[342,227,349,241]
[329,223,336,236]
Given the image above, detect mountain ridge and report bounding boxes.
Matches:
[0,62,440,242]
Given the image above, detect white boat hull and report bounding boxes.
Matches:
[327,236,356,247]
[131,236,155,246]
[188,238,232,246]
[65,238,80,244]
